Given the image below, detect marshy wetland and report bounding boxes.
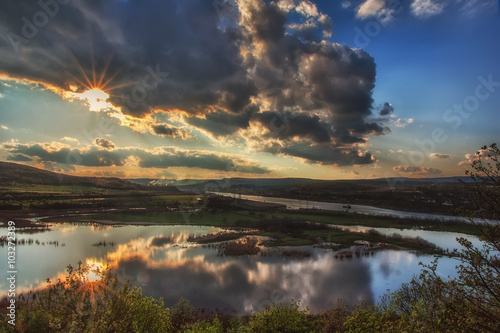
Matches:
[0,193,484,314]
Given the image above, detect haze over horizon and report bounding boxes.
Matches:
[0,0,498,181]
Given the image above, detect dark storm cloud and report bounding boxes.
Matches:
[4,143,270,174]
[0,0,392,166]
[379,102,394,116]
[220,78,259,113]
[185,109,253,136]
[263,142,374,166]
[95,138,115,150]
[6,143,124,167]
[235,0,389,160]
[255,111,331,143]
[0,0,247,117]
[250,3,288,42]
[151,124,182,138]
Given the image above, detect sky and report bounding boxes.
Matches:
[0,0,498,181]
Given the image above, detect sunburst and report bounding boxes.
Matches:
[75,260,113,310]
[65,51,127,112]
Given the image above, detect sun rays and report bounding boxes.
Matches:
[64,51,126,112]
[85,259,106,282]
[74,260,113,309]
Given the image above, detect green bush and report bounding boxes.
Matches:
[247,302,319,333]
[170,297,197,330]
[320,300,350,333]
[1,262,173,333]
[182,317,224,333]
[344,306,400,333]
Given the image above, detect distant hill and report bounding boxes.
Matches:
[129,177,326,191]
[165,176,472,192]
[0,162,181,192]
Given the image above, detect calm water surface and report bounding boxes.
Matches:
[0,223,463,314]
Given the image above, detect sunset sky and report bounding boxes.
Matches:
[0,0,498,180]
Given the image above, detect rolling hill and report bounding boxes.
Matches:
[0,162,180,192]
[134,176,472,192]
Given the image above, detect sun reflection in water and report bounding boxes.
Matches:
[85,259,106,282]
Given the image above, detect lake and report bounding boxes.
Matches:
[0,222,466,314]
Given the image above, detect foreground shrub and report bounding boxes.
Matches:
[247,302,319,333]
[1,262,173,333]
[320,300,350,333]
[182,317,224,333]
[344,306,401,333]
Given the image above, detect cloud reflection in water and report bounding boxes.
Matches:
[106,234,375,314]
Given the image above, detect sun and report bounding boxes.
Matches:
[64,52,124,112]
[69,88,113,112]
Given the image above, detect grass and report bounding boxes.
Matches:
[262,235,316,247]
[66,206,482,238]
[0,191,200,211]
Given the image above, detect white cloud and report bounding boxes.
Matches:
[393,118,414,128]
[411,0,446,18]
[356,0,399,23]
[458,148,499,166]
[277,0,333,38]
[277,0,296,12]
[296,0,320,17]
[61,136,79,144]
[458,153,476,166]
[357,0,386,18]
